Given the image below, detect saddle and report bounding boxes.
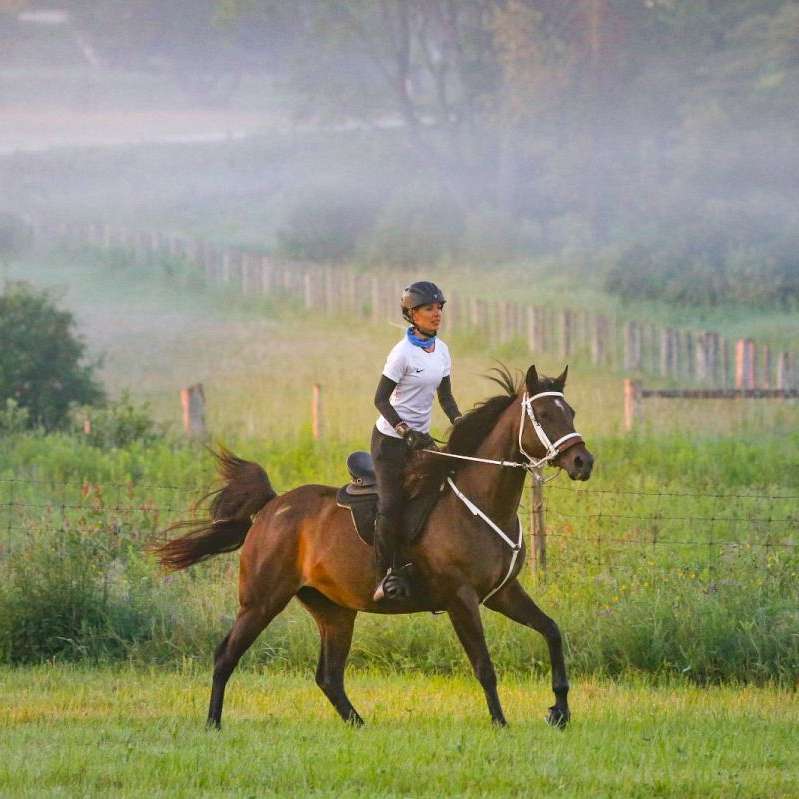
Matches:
[336,451,446,547]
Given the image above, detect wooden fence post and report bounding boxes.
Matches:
[684,331,695,380]
[591,315,609,366]
[526,306,541,353]
[735,338,755,389]
[695,331,709,384]
[760,345,771,389]
[370,277,381,323]
[659,328,674,378]
[624,322,642,371]
[560,309,574,359]
[623,378,641,432]
[776,352,791,390]
[312,383,323,440]
[304,272,315,310]
[721,337,731,388]
[706,332,720,386]
[531,470,546,576]
[488,300,500,346]
[180,384,206,438]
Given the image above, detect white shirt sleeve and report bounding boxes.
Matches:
[382,343,407,383]
[442,343,451,377]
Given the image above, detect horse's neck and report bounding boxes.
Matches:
[457,398,526,530]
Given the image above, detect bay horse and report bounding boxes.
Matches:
[154,364,593,728]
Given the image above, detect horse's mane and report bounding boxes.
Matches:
[405,363,528,497]
[405,363,561,496]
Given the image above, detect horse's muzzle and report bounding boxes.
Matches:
[560,445,594,481]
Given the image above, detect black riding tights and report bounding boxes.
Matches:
[370,426,408,531]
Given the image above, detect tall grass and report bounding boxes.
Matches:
[1,248,797,681]
[0,432,796,684]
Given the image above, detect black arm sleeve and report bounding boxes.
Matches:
[374,374,403,428]
[437,375,462,425]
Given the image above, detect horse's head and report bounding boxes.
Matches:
[519,365,594,481]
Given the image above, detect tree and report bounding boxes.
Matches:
[0,282,103,430]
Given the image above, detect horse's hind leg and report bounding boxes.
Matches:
[485,578,570,727]
[448,585,507,726]
[297,587,364,726]
[207,592,293,730]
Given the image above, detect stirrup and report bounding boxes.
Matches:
[373,563,413,602]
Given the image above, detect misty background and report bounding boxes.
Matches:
[1,0,797,310]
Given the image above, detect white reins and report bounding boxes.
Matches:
[422,390,583,472]
[424,390,584,603]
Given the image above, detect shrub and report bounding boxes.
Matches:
[0,398,30,435]
[69,391,162,449]
[604,212,799,307]
[0,281,104,428]
[0,526,158,663]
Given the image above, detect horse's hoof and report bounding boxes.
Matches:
[546,706,569,729]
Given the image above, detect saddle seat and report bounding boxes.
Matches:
[336,450,445,547]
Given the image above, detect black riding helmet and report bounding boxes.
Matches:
[401,281,446,324]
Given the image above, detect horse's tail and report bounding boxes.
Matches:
[152,446,277,572]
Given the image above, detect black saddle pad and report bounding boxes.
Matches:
[336,483,446,547]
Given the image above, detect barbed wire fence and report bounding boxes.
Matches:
[2,477,796,576]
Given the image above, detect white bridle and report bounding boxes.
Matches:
[423,390,583,472]
[518,391,583,469]
[423,390,584,604]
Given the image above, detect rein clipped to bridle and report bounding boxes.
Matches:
[423,390,583,476]
[424,389,583,604]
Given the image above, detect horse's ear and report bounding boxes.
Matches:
[554,365,569,391]
[525,365,540,392]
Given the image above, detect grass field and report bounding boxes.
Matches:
[5,251,799,443]
[3,104,798,798]
[1,248,797,685]
[1,666,796,798]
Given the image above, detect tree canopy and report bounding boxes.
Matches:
[0,282,103,430]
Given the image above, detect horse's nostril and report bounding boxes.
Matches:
[574,455,584,469]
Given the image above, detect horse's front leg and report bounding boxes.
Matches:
[485,578,570,727]
[448,585,507,726]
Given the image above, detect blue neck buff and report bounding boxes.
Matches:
[407,326,436,349]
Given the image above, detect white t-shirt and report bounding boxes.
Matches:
[376,336,452,438]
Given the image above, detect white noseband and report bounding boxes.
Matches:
[519,391,583,469]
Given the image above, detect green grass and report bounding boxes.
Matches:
[0,247,797,683]
[5,251,799,444]
[1,431,796,683]
[1,666,796,798]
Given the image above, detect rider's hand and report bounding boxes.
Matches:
[406,430,435,451]
[394,421,411,438]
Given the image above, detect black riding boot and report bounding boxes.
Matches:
[372,512,412,602]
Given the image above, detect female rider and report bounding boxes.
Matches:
[371,281,462,602]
